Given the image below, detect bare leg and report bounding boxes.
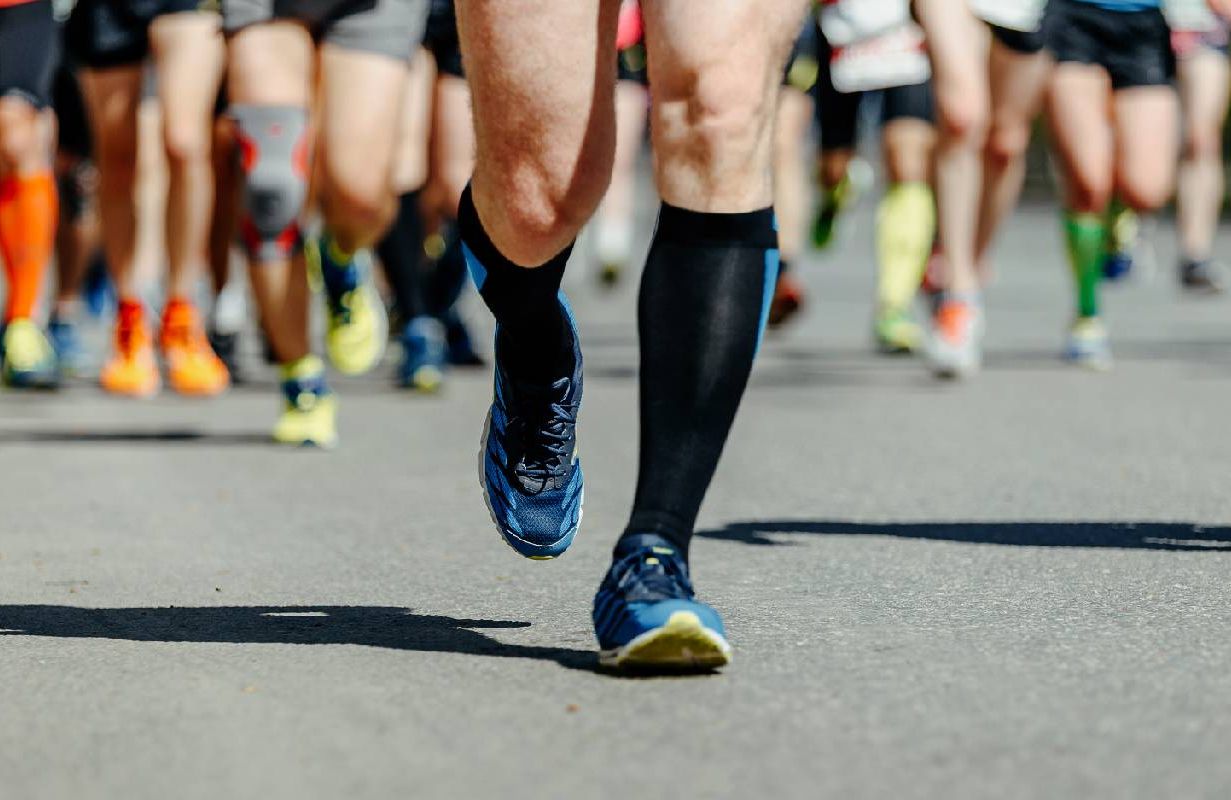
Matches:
[1113,86,1179,213]
[151,12,224,299]
[226,21,314,363]
[1048,65,1115,213]
[976,39,1052,270]
[913,0,989,295]
[592,79,648,275]
[1176,49,1229,263]
[773,85,814,267]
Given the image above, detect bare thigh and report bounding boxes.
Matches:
[150,12,224,159]
[1047,64,1114,211]
[1113,86,1178,211]
[1179,49,1230,157]
[456,0,621,264]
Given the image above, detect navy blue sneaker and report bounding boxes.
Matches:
[441,308,485,367]
[398,316,446,392]
[593,534,731,671]
[49,316,90,377]
[479,297,583,560]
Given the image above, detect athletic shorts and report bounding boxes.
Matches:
[222,0,427,62]
[66,0,213,69]
[817,32,932,151]
[1046,0,1174,89]
[0,0,59,108]
[423,0,460,77]
[989,22,1048,55]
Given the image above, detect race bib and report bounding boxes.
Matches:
[830,23,931,93]
[969,0,1048,32]
[819,0,913,47]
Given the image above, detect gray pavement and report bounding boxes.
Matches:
[2,203,1231,799]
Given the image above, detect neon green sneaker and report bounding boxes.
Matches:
[874,308,922,354]
[272,355,338,448]
[2,319,60,390]
[309,235,388,376]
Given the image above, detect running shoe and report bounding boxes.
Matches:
[442,309,485,367]
[398,316,446,392]
[100,302,160,397]
[811,158,871,251]
[480,298,583,560]
[1063,317,1112,371]
[208,328,242,384]
[1180,259,1227,294]
[767,272,805,329]
[874,308,921,354]
[593,534,731,671]
[161,300,229,396]
[48,315,90,377]
[1,319,60,390]
[927,298,983,379]
[272,355,337,448]
[311,235,388,376]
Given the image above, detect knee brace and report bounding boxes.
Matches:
[231,105,310,263]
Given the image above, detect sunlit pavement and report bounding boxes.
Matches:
[2,204,1230,799]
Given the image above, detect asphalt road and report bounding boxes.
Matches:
[2,203,1231,799]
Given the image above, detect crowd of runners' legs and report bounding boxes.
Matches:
[2,0,1230,672]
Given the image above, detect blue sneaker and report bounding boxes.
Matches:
[398,316,446,392]
[49,316,90,377]
[479,298,583,559]
[442,308,485,367]
[593,534,731,671]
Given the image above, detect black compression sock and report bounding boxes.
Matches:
[457,184,572,381]
[427,221,469,316]
[621,203,778,557]
[376,190,425,325]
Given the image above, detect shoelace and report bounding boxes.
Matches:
[509,380,577,484]
[614,549,694,602]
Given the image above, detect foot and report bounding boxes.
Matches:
[100,303,160,397]
[1102,207,1138,281]
[442,309,485,367]
[272,355,338,448]
[2,319,60,390]
[767,272,805,329]
[312,235,388,376]
[1063,316,1113,371]
[480,298,583,560]
[874,308,921,354]
[161,300,229,397]
[48,315,90,378]
[593,534,731,672]
[1179,259,1227,294]
[208,328,243,384]
[927,298,983,380]
[398,317,446,392]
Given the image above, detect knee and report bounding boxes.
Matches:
[984,121,1031,169]
[937,92,989,147]
[1185,125,1221,162]
[658,69,770,169]
[0,103,42,173]
[1068,179,1113,214]
[1118,176,1171,213]
[325,172,394,234]
[231,105,310,260]
[162,118,211,168]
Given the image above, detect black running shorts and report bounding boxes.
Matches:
[1047,0,1174,89]
[0,0,58,108]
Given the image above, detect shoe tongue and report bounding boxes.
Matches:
[614,533,677,560]
[513,376,570,405]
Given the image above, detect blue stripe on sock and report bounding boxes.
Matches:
[756,247,780,353]
[461,243,488,291]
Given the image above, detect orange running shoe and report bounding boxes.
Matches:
[100,299,161,397]
[160,298,230,396]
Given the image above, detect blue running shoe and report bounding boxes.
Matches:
[49,316,90,377]
[593,534,731,671]
[479,298,583,560]
[442,308,485,367]
[398,316,446,392]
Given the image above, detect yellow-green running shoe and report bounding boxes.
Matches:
[309,235,388,376]
[2,319,60,390]
[272,355,338,448]
[874,308,922,354]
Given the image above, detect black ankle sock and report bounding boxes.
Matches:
[458,185,572,381]
[376,190,425,325]
[621,203,778,557]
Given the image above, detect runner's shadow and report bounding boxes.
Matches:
[0,605,595,670]
[0,428,271,446]
[697,519,1231,551]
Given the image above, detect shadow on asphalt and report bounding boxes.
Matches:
[698,519,1231,551]
[0,429,271,446]
[0,605,597,670]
